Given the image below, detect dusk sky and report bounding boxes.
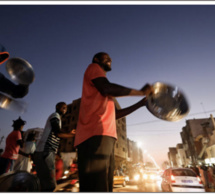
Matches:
[0,2,215,166]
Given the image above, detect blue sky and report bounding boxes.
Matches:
[0,3,215,165]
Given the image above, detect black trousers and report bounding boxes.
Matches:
[77,136,116,192]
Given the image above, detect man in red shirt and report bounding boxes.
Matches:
[0,117,26,175]
[75,52,153,192]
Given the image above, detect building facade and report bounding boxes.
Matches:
[169,114,215,167]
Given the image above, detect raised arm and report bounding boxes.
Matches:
[92,77,152,97]
[115,98,147,120]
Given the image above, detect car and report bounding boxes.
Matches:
[143,171,160,183]
[126,171,144,186]
[161,167,205,192]
[113,170,128,187]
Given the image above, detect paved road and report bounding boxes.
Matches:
[113,181,162,192]
[55,179,163,192]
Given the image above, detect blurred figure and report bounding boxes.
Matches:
[190,165,200,177]
[55,152,64,181]
[0,117,26,175]
[0,44,9,65]
[200,164,209,188]
[208,166,215,189]
[70,158,78,176]
[0,44,28,99]
[14,131,36,172]
[33,102,76,192]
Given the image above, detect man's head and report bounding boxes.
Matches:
[92,52,112,72]
[56,102,67,115]
[12,117,26,131]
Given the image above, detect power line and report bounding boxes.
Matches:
[127,109,215,127]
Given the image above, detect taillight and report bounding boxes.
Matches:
[171,175,176,183]
[197,176,202,184]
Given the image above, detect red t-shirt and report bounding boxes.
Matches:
[2,130,22,160]
[74,63,117,147]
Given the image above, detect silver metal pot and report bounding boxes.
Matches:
[6,57,35,85]
[146,82,189,122]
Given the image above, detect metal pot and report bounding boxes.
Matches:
[146,82,189,122]
[6,57,35,85]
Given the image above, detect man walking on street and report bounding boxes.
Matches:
[74,52,153,192]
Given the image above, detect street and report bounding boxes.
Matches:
[113,181,162,192]
[55,180,163,192]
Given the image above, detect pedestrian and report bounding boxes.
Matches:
[191,165,200,177]
[74,52,153,192]
[0,117,27,175]
[33,102,76,192]
[13,131,36,172]
[208,166,215,189]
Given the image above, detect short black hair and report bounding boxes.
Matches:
[12,117,26,130]
[92,52,108,63]
[56,102,67,111]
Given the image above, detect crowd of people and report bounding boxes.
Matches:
[0,102,76,191]
[0,51,153,192]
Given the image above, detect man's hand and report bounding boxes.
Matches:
[70,129,76,135]
[57,129,76,139]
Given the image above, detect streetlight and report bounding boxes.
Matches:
[137,141,142,148]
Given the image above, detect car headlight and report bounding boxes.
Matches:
[62,175,67,179]
[64,170,69,175]
[150,174,155,180]
[125,176,129,181]
[134,174,140,181]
